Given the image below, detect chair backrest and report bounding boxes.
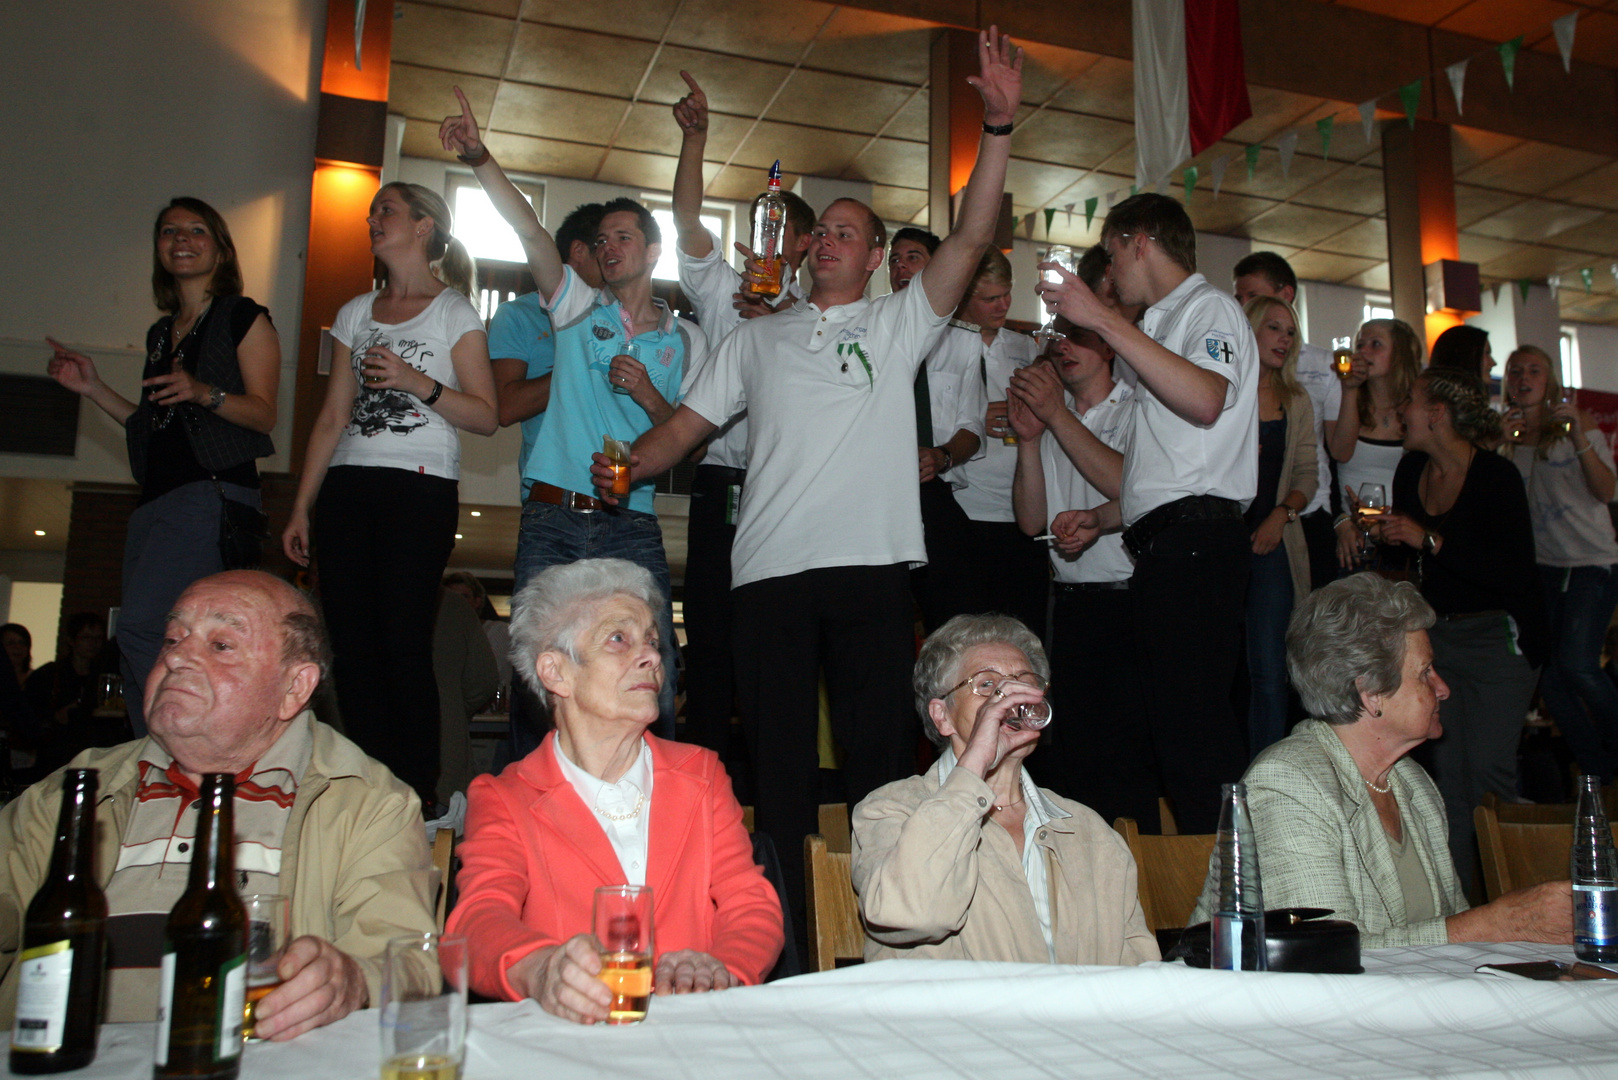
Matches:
[818,803,851,854]
[1159,797,1180,836]
[431,827,457,933]
[1481,788,1618,825]
[804,834,863,972]
[1114,817,1216,931]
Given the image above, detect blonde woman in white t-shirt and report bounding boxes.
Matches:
[282,182,498,808]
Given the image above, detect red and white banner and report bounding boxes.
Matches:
[1133,0,1253,189]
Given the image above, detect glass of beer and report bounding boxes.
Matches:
[1332,337,1354,378]
[380,933,468,1080]
[1036,245,1077,342]
[241,894,289,1042]
[94,673,125,717]
[1356,482,1387,559]
[603,436,633,497]
[1560,387,1578,435]
[360,331,394,385]
[610,341,639,396]
[593,885,654,1024]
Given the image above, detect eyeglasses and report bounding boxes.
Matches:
[944,669,1049,699]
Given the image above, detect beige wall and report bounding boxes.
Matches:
[0,0,326,483]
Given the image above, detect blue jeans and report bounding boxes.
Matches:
[1539,564,1618,782]
[1245,545,1293,758]
[511,501,679,749]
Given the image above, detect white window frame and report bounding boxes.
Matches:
[1561,325,1583,389]
[1362,294,1394,326]
[445,171,546,320]
[640,196,733,283]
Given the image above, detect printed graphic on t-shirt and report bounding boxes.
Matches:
[347,329,434,438]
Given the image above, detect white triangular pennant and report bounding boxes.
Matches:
[1278,130,1299,178]
[1106,190,1118,209]
[1490,282,1503,306]
[1554,12,1579,73]
[1211,154,1230,199]
[1446,59,1469,116]
[1359,100,1377,144]
[1063,203,1075,227]
[1549,273,1561,298]
[1610,262,1618,287]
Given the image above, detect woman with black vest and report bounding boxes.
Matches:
[46,196,280,735]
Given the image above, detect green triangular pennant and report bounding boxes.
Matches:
[1183,166,1198,202]
[1130,184,1138,197]
[1399,78,1422,128]
[1245,144,1261,180]
[1582,267,1595,293]
[1084,196,1098,230]
[1499,36,1523,91]
[1517,278,1532,304]
[1316,117,1334,162]
[1043,207,1057,235]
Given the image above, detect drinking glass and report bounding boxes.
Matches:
[1560,387,1578,435]
[1356,483,1387,560]
[360,331,394,385]
[603,436,632,497]
[993,676,1052,731]
[380,933,468,1080]
[241,894,289,1042]
[94,673,125,717]
[1331,337,1353,378]
[1036,244,1078,342]
[610,341,640,395]
[593,885,654,1025]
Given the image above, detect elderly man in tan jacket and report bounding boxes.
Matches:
[0,571,435,1040]
[852,614,1158,965]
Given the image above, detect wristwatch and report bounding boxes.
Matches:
[1422,530,1440,555]
[1284,507,1299,523]
[206,386,226,411]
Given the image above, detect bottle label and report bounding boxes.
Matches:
[216,953,246,1060]
[725,483,741,525]
[10,940,72,1053]
[154,950,175,1065]
[1574,883,1618,947]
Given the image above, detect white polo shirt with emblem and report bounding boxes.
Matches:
[1041,380,1136,584]
[951,327,1043,520]
[680,268,951,588]
[1120,272,1259,526]
[918,320,992,491]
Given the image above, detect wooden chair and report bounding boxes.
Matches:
[431,828,457,933]
[740,804,850,854]
[1481,788,1618,825]
[804,834,863,972]
[1158,797,1179,836]
[1113,817,1215,932]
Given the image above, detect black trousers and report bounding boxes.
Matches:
[1128,516,1251,835]
[732,563,917,935]
[313,466,458,806]
[1302,508,1337,592]
[1027,585,1159,829]
[683,465,743,760]
[912,479,975,634]
[952,519,1050,640]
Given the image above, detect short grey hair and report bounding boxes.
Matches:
[1286,573,1435,725]
[913,614,1050,749]
[508,558,663,708]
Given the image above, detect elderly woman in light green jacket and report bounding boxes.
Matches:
[851,614,1157,965]
[1190,573,1572,947]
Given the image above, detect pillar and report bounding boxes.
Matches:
[1381,118,1463,350]
[928,28,982,239]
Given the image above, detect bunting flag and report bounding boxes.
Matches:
[1211,154,1230,198]
[1359,100,1377,144]
[1132,0,1253,187]
[1063,202,1075,227]
[1130,184,1139,197]
[1518,279,1532,304]
[1084,196,1098,229]
[1107,190,1119,209]
[1278,130,1299,178]
[1183,166,1198,202]
[1610,263,1618,287]
[1582,268,1595,293]
[1446,59,1469,116]
[1490,282,1503,306]
[1549,273,1561,298]
[1399,79,1422,128]
[1023,212,1037,239]
[1499,36,1523,91]
[1044,207,1057,235]
[1245,143,1261,180]
[1316,117,1334,162]
[1154,178,1168,197]
[1554,12,1579,73]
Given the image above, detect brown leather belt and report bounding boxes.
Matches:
[528,481,602,512]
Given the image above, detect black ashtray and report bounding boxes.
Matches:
[1171,907,1362,973]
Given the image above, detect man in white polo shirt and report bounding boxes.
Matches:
[595,27,1024,920]
[1005,317,1154,827]
[1037,193,1258,834]
[1233,250,1341,590]
[669,71,815,760]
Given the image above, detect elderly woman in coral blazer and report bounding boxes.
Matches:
[446,558,782,1024]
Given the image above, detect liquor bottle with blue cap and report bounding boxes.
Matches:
[746,160,787,300]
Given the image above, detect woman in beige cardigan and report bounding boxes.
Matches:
[1242,295,1317,757]
[850,614,1158,965]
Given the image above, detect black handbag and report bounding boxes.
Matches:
[215,480,269,570]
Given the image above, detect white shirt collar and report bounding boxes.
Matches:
[552,736,655,885]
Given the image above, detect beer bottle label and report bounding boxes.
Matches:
[154,950,175,1065]
[216,953,246,1061]
[10,940,72,1053]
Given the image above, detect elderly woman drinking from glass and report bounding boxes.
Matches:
[1189,573,1572,947]
[851,613,1157,964]
[447,558,782,1023]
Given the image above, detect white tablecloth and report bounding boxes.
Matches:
[15,944,1618,1080]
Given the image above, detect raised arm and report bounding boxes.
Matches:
[671,71,715,260]
[440,86,563,297]
[46,338,138,425]
[918,27,1022,319]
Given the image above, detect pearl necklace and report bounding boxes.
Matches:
[1363,775,1392,795]
[595,782,646,822]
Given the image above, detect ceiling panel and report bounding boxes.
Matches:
[810,7,935,85]
[767,69,918,135]
[725,119,870,176]
[1436,0,1583,43]
[1010,110,1135,170]
[1313,216,1389,259]
[1183,191,1276,235]
[1343,263,1392,291]
[389,65,499,125]
[665,0,839,66]
[505,22,657,97]
[1541,10,1618,67]
[840,135,928,189]
[1224,85,1327,146]
[1048,56,1134,122]
[1291,165,1389,216]
[1549,211,1618,254]
[1450,125,1524,174]
[1545,160,1618,210]
[613,103,752,161]
[393,3,514,77]
[882,90,929,143]
[492,82,631,143]
[1287,250,1380,284]
[1454,183,1526,227]
[1456,232,1523,265]
[1016,41,1105,103]
[594,147,679,191]
[641,46,791,114]
[1238,203,1367,248]
[1458,140,1611,195]
[1560,294,1618,321]
[1465,198,1606,242]
[1480,244,1585,280]
[1328,0,1466,19]
[520,0,679,40]
[1003,159,1088,212]
[870,183,928,225]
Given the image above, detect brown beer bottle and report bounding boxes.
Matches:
[154,774,247,1080]
[9,769,107,1074]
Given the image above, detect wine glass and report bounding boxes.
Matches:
[1036,244,1077,342]
[1356,483,1387,560]
[1559,387,1578,435]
